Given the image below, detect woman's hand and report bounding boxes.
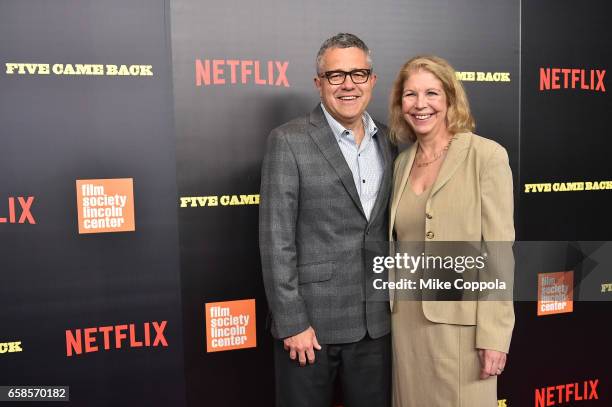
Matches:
[478,348,507,379]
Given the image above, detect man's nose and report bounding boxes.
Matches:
[340,74,356,89]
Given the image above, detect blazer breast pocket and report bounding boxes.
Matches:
[297,261,334,284]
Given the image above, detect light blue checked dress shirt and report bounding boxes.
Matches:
[321,103,384,221]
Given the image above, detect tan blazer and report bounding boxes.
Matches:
[389,132,515,353]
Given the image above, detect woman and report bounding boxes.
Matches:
[388,55,514,407]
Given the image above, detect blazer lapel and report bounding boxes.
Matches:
[389,143,417,239]
[308,106,366,219]
[367,126,392,226]
[429,132,471,198]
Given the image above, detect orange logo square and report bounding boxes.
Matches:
[76,178,135,234]
[205,299,256,352]
[537,271,574,316]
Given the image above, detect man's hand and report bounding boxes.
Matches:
[478,349,507,379]
[283,326,322,366]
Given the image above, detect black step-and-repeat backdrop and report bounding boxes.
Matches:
[0,1,185,406]
[513,1,611,406]
[1,0,609,406]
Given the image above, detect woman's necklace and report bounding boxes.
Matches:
[415,136,455,168]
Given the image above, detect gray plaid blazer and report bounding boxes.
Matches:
[259,105,396,344]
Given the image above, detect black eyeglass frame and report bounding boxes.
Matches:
[318,69,372,85]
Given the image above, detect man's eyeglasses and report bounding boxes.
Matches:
[319,69,372,85]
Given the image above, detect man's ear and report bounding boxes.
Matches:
[314,76,323,96]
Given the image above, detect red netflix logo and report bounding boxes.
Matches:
[535,379,599,406]
[539,68,606,92]
[195,59,289,87]
[65,321,168,357]
[0,197,35,224]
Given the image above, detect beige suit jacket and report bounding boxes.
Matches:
[389,132,515,353]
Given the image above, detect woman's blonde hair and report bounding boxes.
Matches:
[388,55,475,144]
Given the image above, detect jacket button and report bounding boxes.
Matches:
[426,231,435,239]
[426,213,433,219]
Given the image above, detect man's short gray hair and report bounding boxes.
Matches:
[316,33,372,74]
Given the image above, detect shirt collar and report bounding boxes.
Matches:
[320,102,378,142]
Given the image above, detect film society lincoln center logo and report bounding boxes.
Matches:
[205,299,256,352]
[76,178,135,234]
[537,271,574,316]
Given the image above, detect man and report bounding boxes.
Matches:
[259,33,396,407]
